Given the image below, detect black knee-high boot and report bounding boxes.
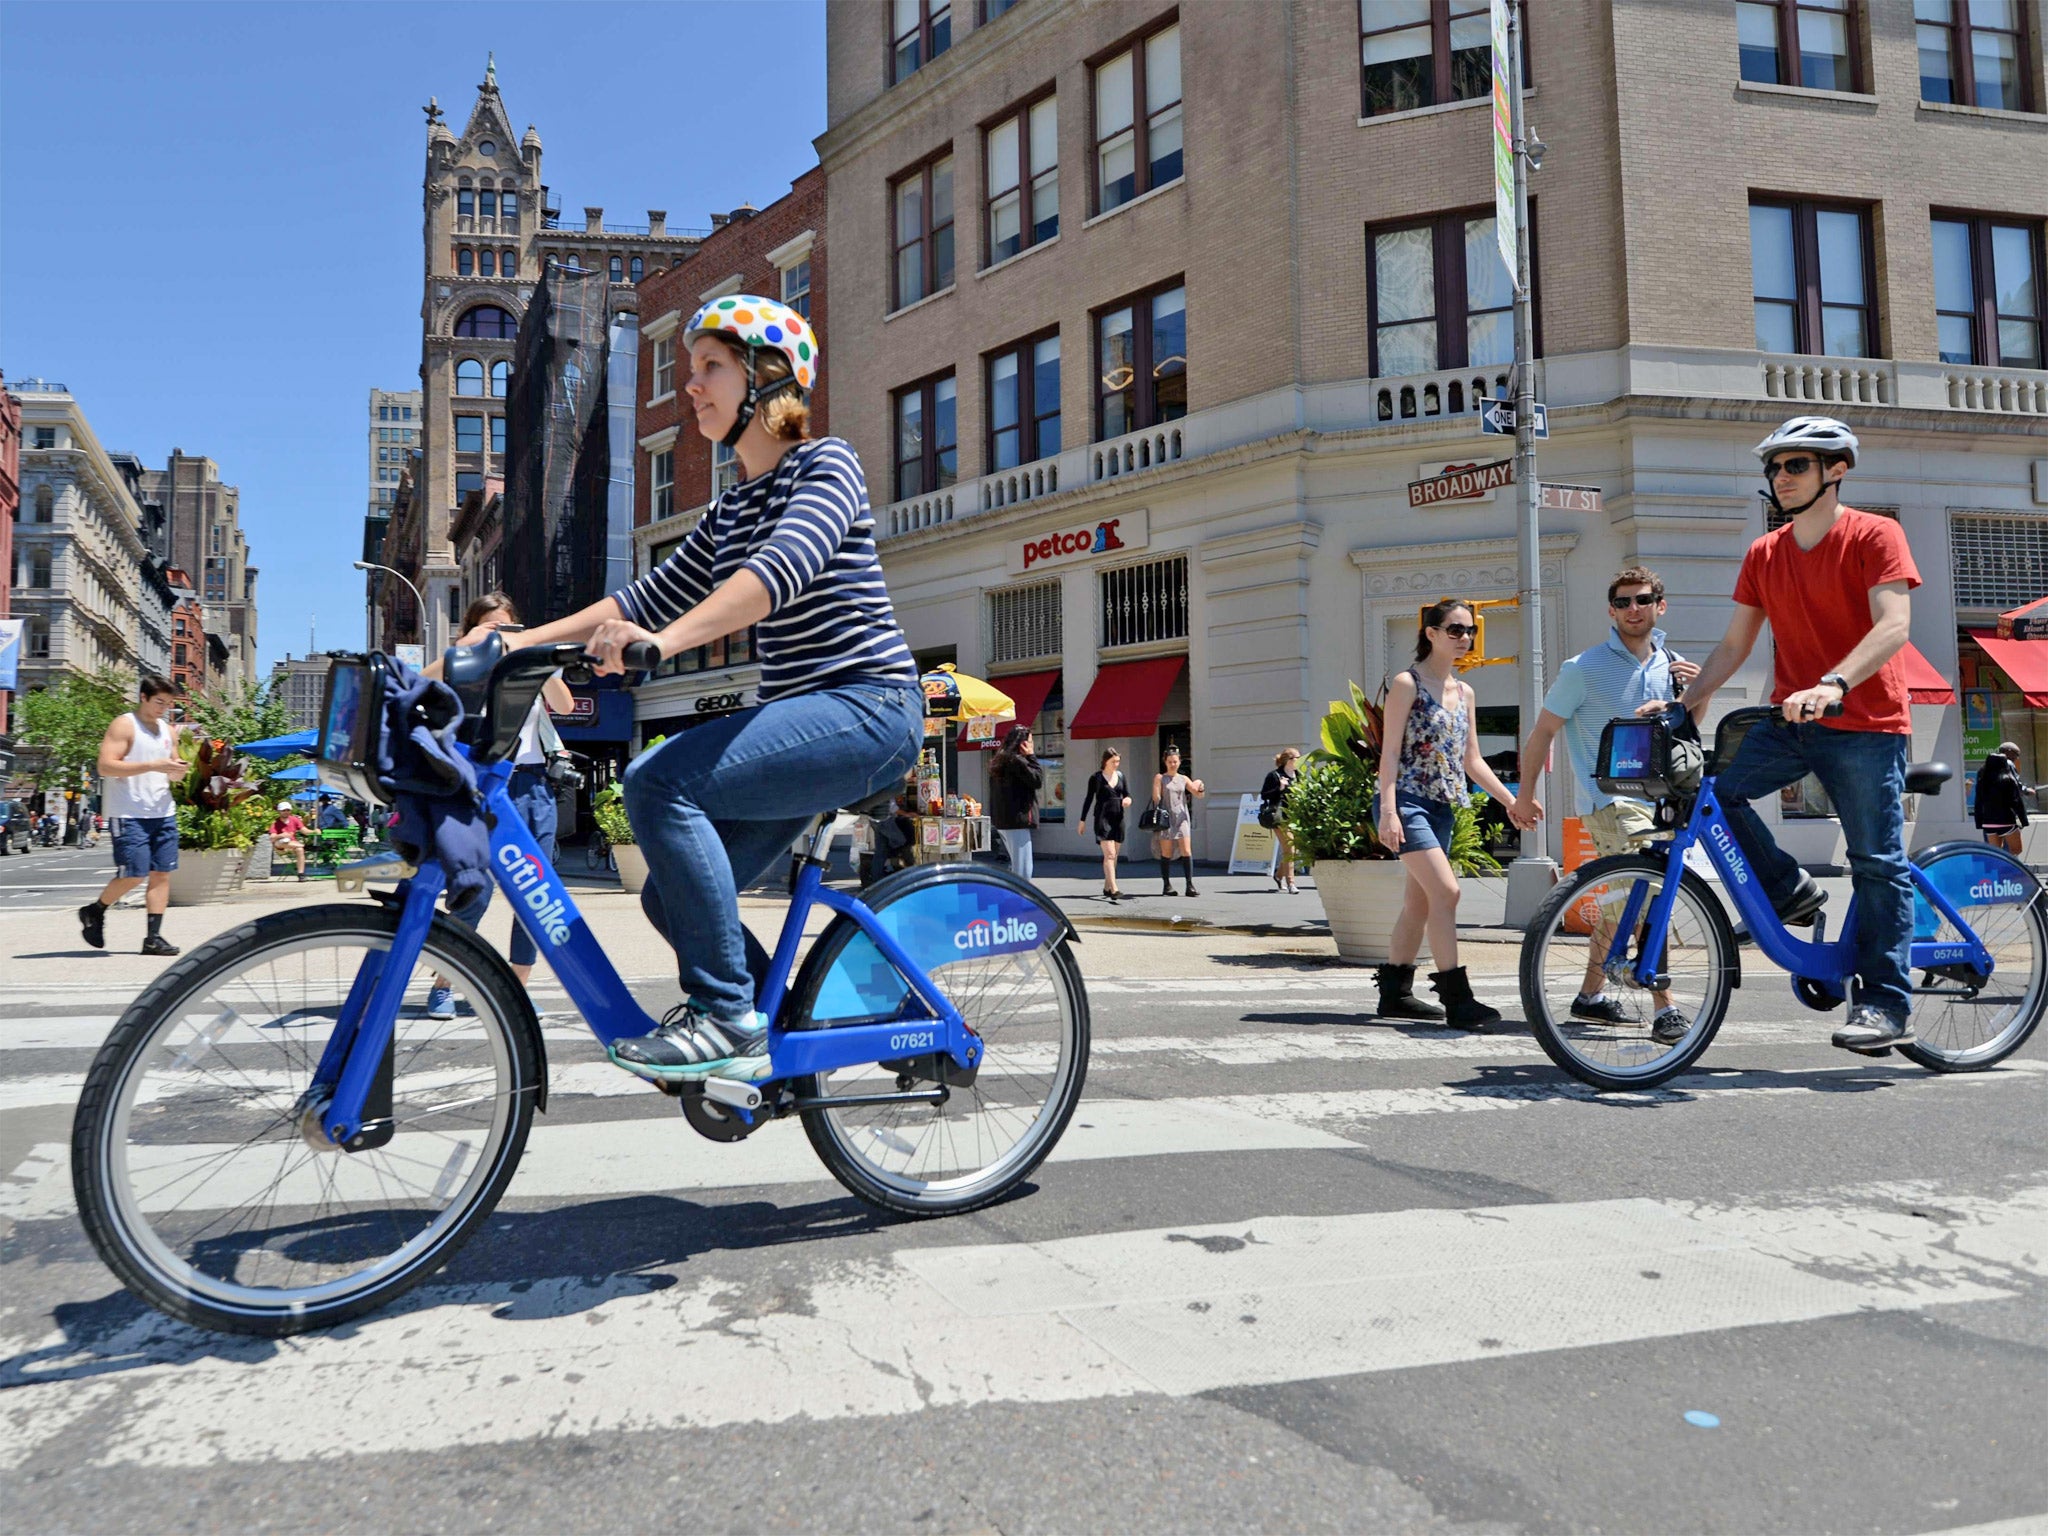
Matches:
[1159,856,1174,895]
[1179,855,1198,897]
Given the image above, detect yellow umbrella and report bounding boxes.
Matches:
[920,664,1015,721]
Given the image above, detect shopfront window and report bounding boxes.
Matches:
[1099,554,1188,649]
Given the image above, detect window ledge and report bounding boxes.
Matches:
[645,390,676,409]
[1082,176,1185,232]
[1916,98,2048,125]
[1355,95,1492,129]
[884,283,958,323]
[977,233,1061,280]
[1735,80,1877,108]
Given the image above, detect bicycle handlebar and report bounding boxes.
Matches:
[463,638,664,765]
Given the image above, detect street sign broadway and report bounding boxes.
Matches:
[1410,460,1515,508]
[1480,399,1549,438]
[1539,483,1603,512]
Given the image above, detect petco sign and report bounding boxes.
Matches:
[1006,509,1149,575]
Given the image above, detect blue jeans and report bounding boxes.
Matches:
[621,679,925,1022]
[1716,719,1912,1020]
[999,828,1034,880]
[451,766,557,968]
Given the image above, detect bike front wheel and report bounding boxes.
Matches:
[1520,853,1738,1090]
[71,903,539,1336]
[1899,843,2048,1072]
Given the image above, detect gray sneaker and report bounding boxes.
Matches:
[1831,1005,1913,1056]
[609,1004,766,1082]
[1650,1007,1690,1045]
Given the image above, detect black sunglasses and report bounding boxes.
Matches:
[1437,623,1477,639]
[1610,594,1661,609]
[1765,455,1818,479]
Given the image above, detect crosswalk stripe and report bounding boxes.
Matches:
[28,1176,2045,1468]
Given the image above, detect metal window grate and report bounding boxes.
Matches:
[1098,554,1188,649]
[1952,514,2048,611]
[988,580,1062,664]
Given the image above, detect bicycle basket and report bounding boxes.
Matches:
[1594,716,1683,799]
[315,653,388,806]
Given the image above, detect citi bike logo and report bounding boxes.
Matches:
[496,844,573,946]
[1708,823,1749,885]
[954,915,1040,951]
[1971,874,2028,902]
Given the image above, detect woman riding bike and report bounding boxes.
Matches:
[510,295,924,1084]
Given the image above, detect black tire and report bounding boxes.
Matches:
[71,903,540,1336]
[785,865,1089,1216]
[1897,843,2048,1072]
[1519,853,1738,1091]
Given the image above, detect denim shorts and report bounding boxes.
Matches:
[111,815,179,877]
[1371,790,1457,855]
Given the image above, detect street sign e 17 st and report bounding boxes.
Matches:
[1538,483,1603,513]
[1481,399,1549,438]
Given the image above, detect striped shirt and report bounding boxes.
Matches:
[614,437,917,702]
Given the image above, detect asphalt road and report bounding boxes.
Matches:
[0,842,117,910]
[2,925,2045,1534]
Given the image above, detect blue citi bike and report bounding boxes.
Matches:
[71,642,1091,1335]
[1519,705,2048,1091]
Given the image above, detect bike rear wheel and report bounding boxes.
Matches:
[1520,853,1737,1090]
[72,903,538,1336]
[786,869,1089,1215]
[1899,844,2048,1072]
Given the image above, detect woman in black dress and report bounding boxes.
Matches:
[1260,746,1302,893]
[1078,747,1133,901]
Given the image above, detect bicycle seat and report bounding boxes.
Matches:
[841,787,904,818]
[1905,761,1952,795]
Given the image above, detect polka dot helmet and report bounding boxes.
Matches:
[684,294,818,392]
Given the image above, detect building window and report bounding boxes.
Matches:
[32,426,55,449]
[1933,215,2044,368]
[379,405,389,421]
[27,548,51,588]
[502,248,519,277]
[458,187,474,218]
[457,471,483,501]
[609,255,625,283]
[629,256,644,283]
[652,448,675,518]
[1737,0,1858,92]
[1099,554,1189,649]
[988,330,1061,469]
[174,643,187,666]
[652,336,676,397]
[892,152,955,310]
[486,360,507,398]
[986,94,1058,267]
[714,440,742,499]
[456,359,485,396]
[1918,0,2032,110]
[490,416,507,455]
[1361,0,1505,117]
[1952,513,2048,609]
[33,485,53,522]
[1094,19,1181,213]
[481,248,498,277]
[781,257,812,318]
[988,580,1062,665]
[403,405,413,420]
[1367,210,1521,376]
[890,0,952,83]
[1749,198,1876,357]
[984,0,1020,17]
[456,247,474,276]
[26,617,48,658]
[893,373,958,500]
[455,305,517,339]
[1096,280,1187,439]
[479,189,497,221]
[501,196,519,232]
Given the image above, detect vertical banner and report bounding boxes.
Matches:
[0,618,22,692]
[1227,793,1279,876]
[1961,688,2001,812]
[1491,0,1516,283]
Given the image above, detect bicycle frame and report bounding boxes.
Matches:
[315,753,980,1147]
[1615,777,1995,993]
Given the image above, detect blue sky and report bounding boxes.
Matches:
[1,0,827,672]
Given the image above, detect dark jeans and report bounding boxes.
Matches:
[452,766,557,968]
[621,679,925,1022]
[1716,719,1912,1020]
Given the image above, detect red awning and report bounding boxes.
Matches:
[956,668,1062,750]
[1970,632,2048,708]
[1899,642,1955,706]
[1067,656,1186,740]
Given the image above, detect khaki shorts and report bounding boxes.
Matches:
[1586,797,1657,857]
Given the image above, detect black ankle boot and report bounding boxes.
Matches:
[1375,963,1444,1021]
[1429,966,1502,1030]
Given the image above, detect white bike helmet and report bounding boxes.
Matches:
[1754,415,1859,468]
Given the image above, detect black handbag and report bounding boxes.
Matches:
[1138,801,1164,832]
[1257,805,1282,829]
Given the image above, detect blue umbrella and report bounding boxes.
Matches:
[236,729,317,760]
[268,762,319,782]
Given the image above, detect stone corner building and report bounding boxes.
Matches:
[820,0,2048,861]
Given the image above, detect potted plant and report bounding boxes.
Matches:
[591,781,647,894]
[168,737,268,905]
[1287,684,1500,963]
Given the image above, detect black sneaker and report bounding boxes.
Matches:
[1832,1005,1913,1056]
[140,934,180,957]
[1651,1007,1691,1045]
[1569,993,1632,1024]
[78,901,106,950]
[1776,875,1828,929]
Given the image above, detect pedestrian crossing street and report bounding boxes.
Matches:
[3,965,2046,1515]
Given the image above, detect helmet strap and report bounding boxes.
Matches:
[1762,459,1842,519]
[721,348,759,449]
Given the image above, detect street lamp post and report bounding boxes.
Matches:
[353,561,424,655]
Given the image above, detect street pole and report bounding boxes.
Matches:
[1501,0,1557,930]
[354,561,423,656]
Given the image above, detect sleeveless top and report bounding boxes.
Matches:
[1156,772,1194,836]
[105,712,176,820]
[1393,671,1469,806]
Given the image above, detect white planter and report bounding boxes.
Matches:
[613,843,650,895]
[168,847,249,906]
[1310,858,1409,964]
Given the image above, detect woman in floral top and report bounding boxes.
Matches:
[1371,598,1528,1028]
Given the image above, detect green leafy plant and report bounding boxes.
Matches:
[170,736,269,850]
[11,667,131,790]
[180,676,296,748]
[1449,790,1504,878]
[591,781,634,846]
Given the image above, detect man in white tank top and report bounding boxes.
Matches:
[81,675,187,956]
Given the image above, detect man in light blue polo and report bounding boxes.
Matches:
[1514,566,1698,1038]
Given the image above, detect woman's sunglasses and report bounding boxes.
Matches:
[1437,623,1477,639]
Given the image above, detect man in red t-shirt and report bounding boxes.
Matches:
[1668,416,1919,1055]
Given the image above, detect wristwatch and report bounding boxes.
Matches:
[1819,672,1850,696]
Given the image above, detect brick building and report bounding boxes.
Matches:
[628,169,826,741]
[819,0,2048,861]
[165,568,205,698]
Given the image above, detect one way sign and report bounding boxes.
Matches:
[1480,399,1549,439]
